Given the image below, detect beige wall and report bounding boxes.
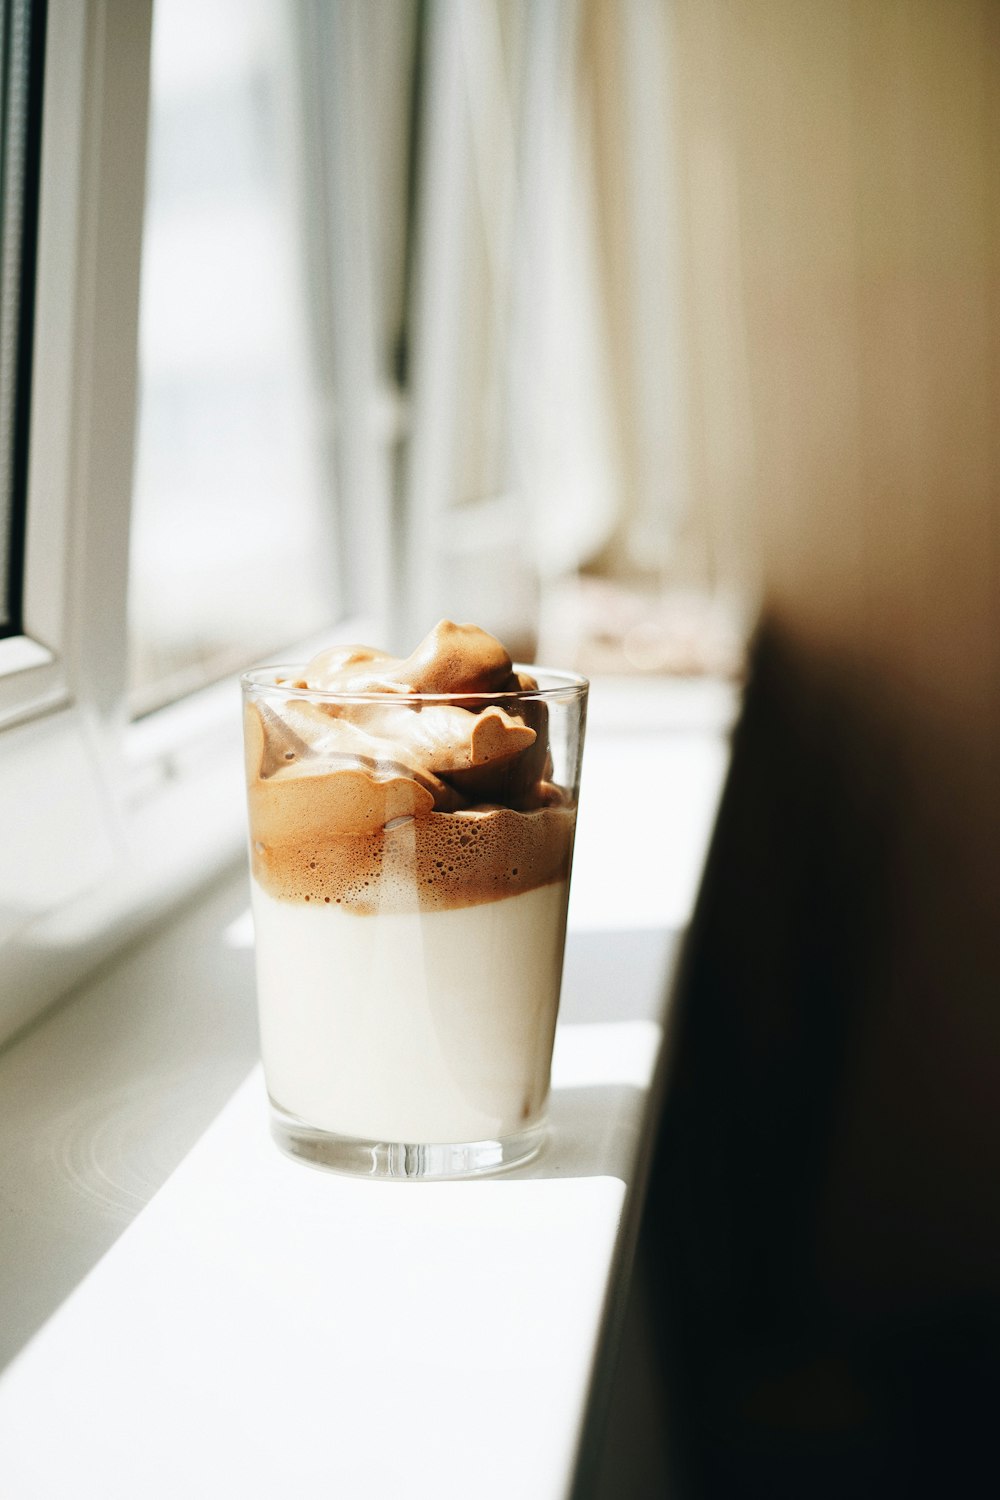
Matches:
[674,0,999,698]
[666,0,1000,1296]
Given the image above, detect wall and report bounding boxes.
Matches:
[678,0,1000,1286]
[642,5,1000,1495]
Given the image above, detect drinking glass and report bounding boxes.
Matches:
[241,666,587,1179]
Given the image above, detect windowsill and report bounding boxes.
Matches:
[0,635,54,675]
[0,676,735,1497]
[0,634,64,730]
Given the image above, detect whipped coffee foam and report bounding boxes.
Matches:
[300,619,516,695]
[246,620,576,915]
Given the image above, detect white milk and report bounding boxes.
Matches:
[251,880,570,1143]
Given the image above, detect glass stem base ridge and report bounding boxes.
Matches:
[269,1101,545,1180]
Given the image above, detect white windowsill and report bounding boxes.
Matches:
[0,635,54,675]
[0,677,735,1498]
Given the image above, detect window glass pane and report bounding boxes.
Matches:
[128,0,338,715]
[0,0,43,639]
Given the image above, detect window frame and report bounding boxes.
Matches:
[0,0,158,1045]
[0,0,149,734]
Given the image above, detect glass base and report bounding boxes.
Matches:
[269,1101,545,1180]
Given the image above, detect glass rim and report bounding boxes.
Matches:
[241,663,589,706]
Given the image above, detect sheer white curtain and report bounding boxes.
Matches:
[402,0,624,655]
[400,0,720,666]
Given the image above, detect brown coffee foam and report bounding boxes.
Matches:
[331,701,537,775]
[245,695,574,911]
[304,620,513,696]
[247,620,577,912]
[249,802,576,914]
[441,696,551,807]
[244,700,468,819]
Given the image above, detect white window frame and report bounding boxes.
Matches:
[0,0,158,1045]
[1,0,150,735]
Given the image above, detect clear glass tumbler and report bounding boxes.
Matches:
[241,665,588,1179]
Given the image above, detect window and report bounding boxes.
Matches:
[128,0,342,716]
[0,0,193,1045]
[1,0,739,1047]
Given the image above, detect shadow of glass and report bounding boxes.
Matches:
[517,1079,648,1183]
[561,926,681,1026]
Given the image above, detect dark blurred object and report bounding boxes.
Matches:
[642,619,1000,1499]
